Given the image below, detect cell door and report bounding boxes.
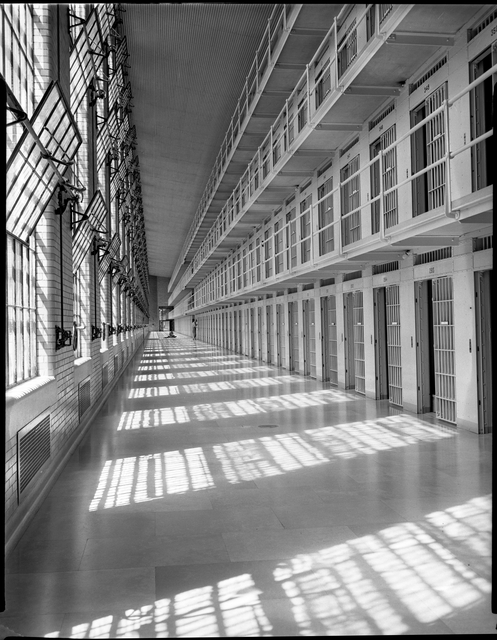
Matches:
[415,280,435,413]
[303,299,316,378]
[257,308,263,360]
[353,291,365,394]
[289,301,299,372]
[432,277,456,424]
[250,308,255,358]
[343,293,355,389]
[385,285,402,406]
[323,296,338,385]
[276,304,283,367]
[475,270,492,433]
[266,306,273,364]
[373,287,389,399]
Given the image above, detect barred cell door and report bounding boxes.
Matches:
[289,301,300,372]
[326,296,338,385]
[385,285,402,406]
[250,308,255,358]
[415,280,435,413]
[426,83,447,211]
[373,287,389,399]
[266,306,273,364]
[257,308,263,360]
[353,291,365,394]
[276,304,283,367]
[475,270,492,433]
[343,293,355,389]
[306,299,317,378]
[432,276,456,423]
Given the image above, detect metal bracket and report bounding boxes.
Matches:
[6,105,27,127]
[55,183,80,216]
[55,325,72,350]
[91,324,102,341]
[71,209,90,232]
[108,324,117,336]
[41,152,73,166]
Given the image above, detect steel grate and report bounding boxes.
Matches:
[18,413,51,496]
[102,363,109,389]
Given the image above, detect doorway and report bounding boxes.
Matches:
[475,270,492,433]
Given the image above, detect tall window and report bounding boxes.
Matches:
[470,47,494,192]
[274,220,284,274]
[7,235,37,387]
[4,5,37,386]
[318,177,334,255]
[286,207,297,268]
[264,228,273,278]
[341,155,361,245]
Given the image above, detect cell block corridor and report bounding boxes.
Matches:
[1,334,493,637]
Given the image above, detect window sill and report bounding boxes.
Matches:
[74,356,92,385]
[6,376,57,442]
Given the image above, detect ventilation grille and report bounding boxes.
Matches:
[318,159,333,177]
[468,9,497,42]
[320,277,335,287]
[102,363,109,389]
[286,194,295,205]
[300,179,312,193]
[372,261,399,275]
[114,354,119,376]
[287,287,297,294]
[18,413,51,496]
[302,283,314,291]
[343,270,363,282]
[473,235,493,251]
[409,56,447,94]
[369,101,395,130]
[79,378,91,419]
[340,136,359,157]
[414,247,452,265]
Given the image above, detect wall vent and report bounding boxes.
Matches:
[468,9,497,42]
[317,159,333,177]
[286,194,295,206]
[369,101,395,130]
[78,377,91,419]
[372,261,399,275]
[300,179,312,193]
[17,412,51,499]
[287,287,297,294]
[320,277,335,287]
[414,247,452,265]
[302,283,314,291]
[102,363,109,389]
[114,354,119,376]
[473,235,493,252]
[340,136,359,157]
[343,270,362,282]
[409,56,447,94]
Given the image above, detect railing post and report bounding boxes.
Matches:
[306,63,311,124]
[333,17,339,90]
[443,98,452,217]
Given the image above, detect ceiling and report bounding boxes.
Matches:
[121,3,276,281]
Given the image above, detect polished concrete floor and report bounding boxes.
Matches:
[2,333,494,637]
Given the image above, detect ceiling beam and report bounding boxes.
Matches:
[387,31,455,47]
[391,236,459,247]
[278,170,312,177]
[295,149,333,157]
[343,85,401,96]
[274,62,306,70]
[262,89,293,97]
[290,27,330,37]
[316,122,362,131]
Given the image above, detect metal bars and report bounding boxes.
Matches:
[353,290,365,394]
[432,277,456,424]
[385,285,402,406]
[6,81,82,243]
